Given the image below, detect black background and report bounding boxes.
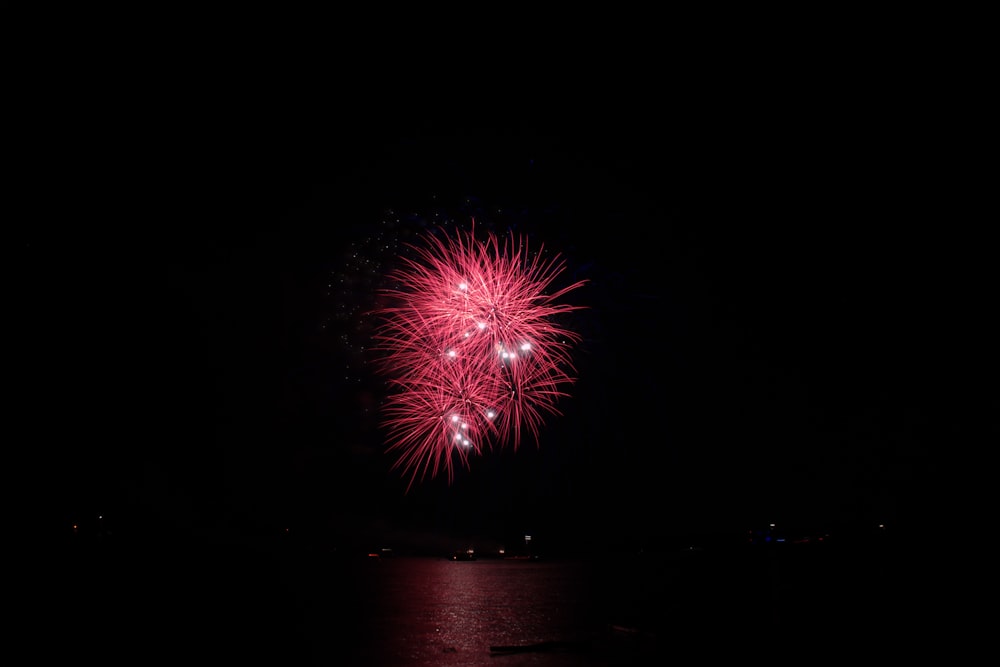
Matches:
[20,48,980,557]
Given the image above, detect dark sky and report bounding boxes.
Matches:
[25,68,977,554]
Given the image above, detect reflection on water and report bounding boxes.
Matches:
[300,542,916,665]
[52,539,918,664]
[349,558,604,666]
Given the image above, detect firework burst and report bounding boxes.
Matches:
[371,220,587,490]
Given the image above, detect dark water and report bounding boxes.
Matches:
[339,557,603,665]
[40,538,934,664]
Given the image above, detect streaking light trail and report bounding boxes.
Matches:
[371,220,587,491]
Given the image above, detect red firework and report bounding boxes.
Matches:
[371,221,587,490]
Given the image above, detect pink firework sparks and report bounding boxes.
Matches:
[371,220,587,490]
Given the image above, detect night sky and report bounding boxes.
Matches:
[26,69,975,556]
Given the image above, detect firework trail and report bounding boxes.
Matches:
[372,220,587,490]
